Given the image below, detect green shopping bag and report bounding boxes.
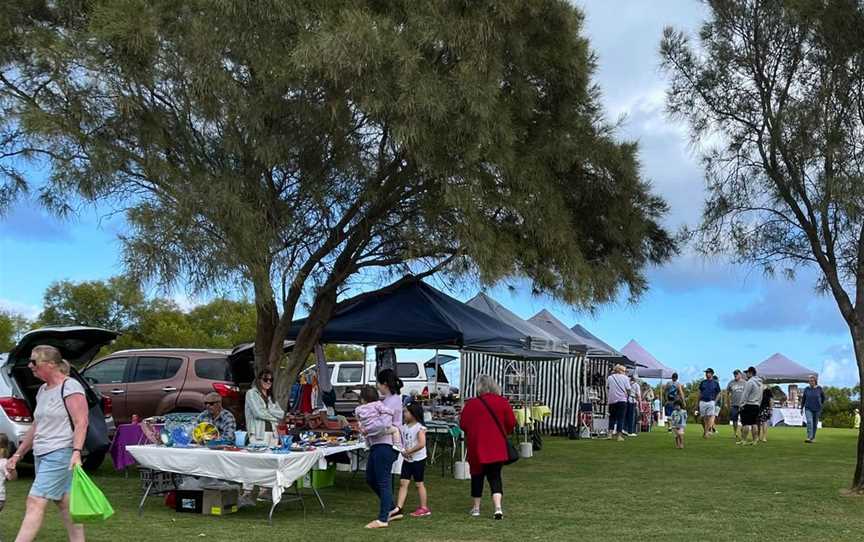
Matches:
[69,465,115,523]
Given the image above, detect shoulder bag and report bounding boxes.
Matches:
[61,379,111,457]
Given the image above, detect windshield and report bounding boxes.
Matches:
[424,365,449,383]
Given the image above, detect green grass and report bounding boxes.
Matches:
[2,426,863,541]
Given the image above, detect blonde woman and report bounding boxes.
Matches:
[606,365,631,440]
[6,345,89,542]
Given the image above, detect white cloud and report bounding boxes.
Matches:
[0,298,41,319]
[171,293,203,312]
[816,343,860,387]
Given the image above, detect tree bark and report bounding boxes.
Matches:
[252,275,279,375]
[852,326,864,492]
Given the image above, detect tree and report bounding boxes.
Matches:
[661,0,864,490]
[0,310,31,351]
[1,1,674,392]
[36,276,258,353]
[39,276,146,331]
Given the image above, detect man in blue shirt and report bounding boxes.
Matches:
[698,368,721,438]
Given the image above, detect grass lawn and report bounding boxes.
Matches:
[2,425,863,541]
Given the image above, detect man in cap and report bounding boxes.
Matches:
[697,368,721,438]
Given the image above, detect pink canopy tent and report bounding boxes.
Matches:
[620,339,675,379]
[754,353,818,383]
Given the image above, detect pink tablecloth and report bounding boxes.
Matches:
[109,423,162,470]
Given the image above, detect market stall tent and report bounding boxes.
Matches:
[620,339,675,379]
[570,324,627,361]
[466,293,569,353]
[285,278,536,355]
[754,353,818,384]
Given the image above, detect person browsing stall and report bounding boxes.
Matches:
[697,368,721,438]
[739,367,763,445]
[197,392,236,442]
[606,365,631,440]
[362,369,404,529]
[5,345,89,542]
[663,373,686,431]
[390,402,431,520]
[460,374,516,521]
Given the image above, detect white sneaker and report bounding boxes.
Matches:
[470,508,481,517]
[628,433,638,437]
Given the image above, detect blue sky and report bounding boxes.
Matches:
[0,2,860,390]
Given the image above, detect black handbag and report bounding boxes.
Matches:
[478,396,519,465]
[61,378,111,455]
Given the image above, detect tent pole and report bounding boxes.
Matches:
[362,345,368,387]
[434,348,440,410]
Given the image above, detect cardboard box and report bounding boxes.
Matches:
[202,489,239,515]
[175,490,203,514]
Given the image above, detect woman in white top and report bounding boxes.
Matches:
[6,345,90,542]
[240,369,284,507]
[244,369,284,443]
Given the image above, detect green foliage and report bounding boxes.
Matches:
[0,0,675,376]
[0,310,31,351]
[36,276,257,355]
[823,386,859,428]
[321,344,364,363]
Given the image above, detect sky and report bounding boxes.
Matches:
[0,1,861,390]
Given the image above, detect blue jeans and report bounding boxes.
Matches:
[609,401,627,434]
[805,409,821,441]
[625,402,636,434]
[366,444,397,522]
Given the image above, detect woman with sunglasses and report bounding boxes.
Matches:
[244,369,284,444]
[239,369,285,507]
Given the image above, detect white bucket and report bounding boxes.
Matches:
[453,461,470,480]
[519,441,533,459]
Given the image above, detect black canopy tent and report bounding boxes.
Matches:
[285,278,564,359]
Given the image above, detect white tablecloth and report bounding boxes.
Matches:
[127,445,324,505]
[314,443,366,469]
[770,408,805,427]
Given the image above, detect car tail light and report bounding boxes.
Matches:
[212,383,241,400]
[0,396,33,423]
[101,395,112,417]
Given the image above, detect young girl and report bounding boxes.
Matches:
[670,400,687,449]
[355,386,402,451]
[390,403,430,519]
[1,433,18,513]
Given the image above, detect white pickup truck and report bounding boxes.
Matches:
[325,355,457,413]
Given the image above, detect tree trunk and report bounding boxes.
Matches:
[252,278,279,375]
[852,327,864,492]
[282,286,340,388]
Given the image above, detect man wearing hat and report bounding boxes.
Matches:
[197,392,236,441]
[698,368,721,438]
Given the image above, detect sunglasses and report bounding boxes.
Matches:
[261,378,273,383]
[204,401,220,406]
[28,359,38,366]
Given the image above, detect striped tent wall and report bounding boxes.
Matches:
[460,351,584,434]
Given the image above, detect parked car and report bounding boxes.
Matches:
[325,356,457,413]
[79,341,289,427]
[1,326,118,471]
[81,348,242,426]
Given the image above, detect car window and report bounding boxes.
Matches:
[397,363,420,379]
[83,358,128,384]
[195,357,232,381]
[425,365,449,383]
[337,364,363,383]
[130,357,183,383]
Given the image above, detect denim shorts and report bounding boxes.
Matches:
[30,448,74,501]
